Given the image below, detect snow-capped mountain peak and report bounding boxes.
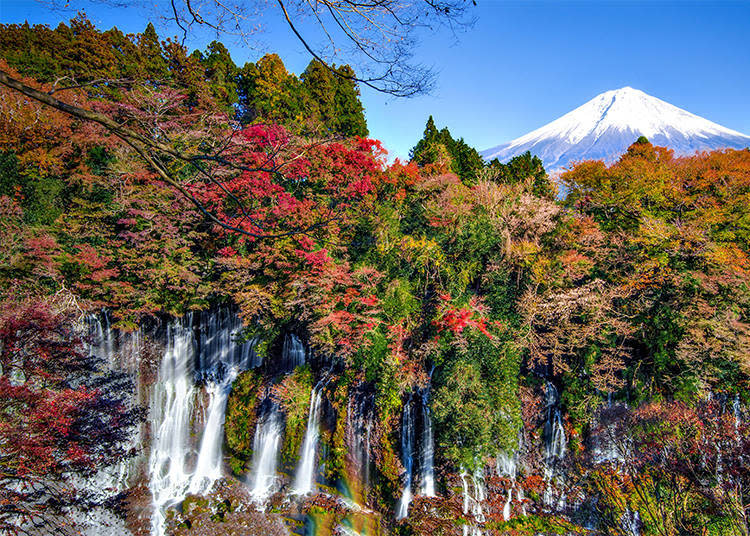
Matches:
[482,87,750,172]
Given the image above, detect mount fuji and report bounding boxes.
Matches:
[481,87,750,172]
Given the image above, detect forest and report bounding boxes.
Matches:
[0,15,749,536]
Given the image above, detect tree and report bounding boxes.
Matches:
[198,40,239,112]
[332,64,368,137]
[0,297,142,535]
[586,401,750,536]
[0,0,474,239]
[410,116,484,183]
[138,22,169,81]
[488,151,555,198]
[237,53,305,126]
[299,60,368,136]
[38,0,474,97]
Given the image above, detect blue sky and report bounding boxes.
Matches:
[2,0,749,160]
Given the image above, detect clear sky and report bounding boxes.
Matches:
[2,0,749,160]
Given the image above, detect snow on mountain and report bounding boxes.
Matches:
[481,87,750,172]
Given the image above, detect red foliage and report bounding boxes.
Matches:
[0,297,141,535]
[433,294,495,340]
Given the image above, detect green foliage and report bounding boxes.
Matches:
[488,151,555,198]
[432,360,493,469]
[0,151,64,225]
[239,56,369,136]
[3,14,750,527]
[354,329,401,420]
[432,331,522,468]
[380,279,419,323]
[225,370,263,474]
[410,116,484,183]
[277,366,313,468]
[0,17,367,136]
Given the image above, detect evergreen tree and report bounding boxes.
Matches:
[137,22,168,81]
[332,65,368,137]
[199,41,238,112]
[410,116,483,183]
[488,151,554,198]
[301,59,337,130]
[237,54,304,126]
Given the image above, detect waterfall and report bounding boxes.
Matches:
[188,365,240,495]
[282,333,306,372]
[459,466,485,536]
[419,389,436,497]
[196,308,260,373]
[621,509,642,536]
[88,310,115,363]
[85,313,143,493]
[396,398,415,519]
[149,309,256,534]
[248,404,284,503]
[496,448,519,521]
[733,394,742,438]
[542,382,567,510]
[592,394,625,465]
[292,379,326,495]
[149,317,197,536]
[346,389,374,504]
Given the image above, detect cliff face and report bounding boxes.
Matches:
[84,308,748,536]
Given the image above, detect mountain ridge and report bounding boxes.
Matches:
[482,87,750,172]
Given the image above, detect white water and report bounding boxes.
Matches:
[542,382,567,510]
[460,466,485,536]
[292,380,326,495]
[197,308,260,372]
[189,365,240,495]
[248,405,284,503]
[76,314,142,536]
[149,310,256,534]
[733,395,742,438]
[592,401,625,465]
[86,313,141,493]
[396,399,415,519]
[149,318,197,535]
[346,390,374,504]
[496,447,519,521]
[282,333,306,372]
[419,389,436,497]
[621,509,641,536]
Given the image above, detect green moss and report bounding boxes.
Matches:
[225,369,264,475]
[279,365,313,468]
[485,514,586,534]
[328,381,349,480]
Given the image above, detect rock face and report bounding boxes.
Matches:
[481,87,750,172]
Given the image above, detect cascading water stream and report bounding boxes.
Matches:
[282,333,306,372]
[149,317,196,536]
[542,382,567,510]
[248,404,284,503]
[733,394,742,438]
[292,379,327,495]
[188,365,240,495]
[419,388,436,497]
[621,509,642,536]
[346,389,374,505]
[460,466,485,536]
[496,447,519,520]
[197,308,260,372]
[592,394,625,465]
[396,398,415,519]
[149,309,256,534]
